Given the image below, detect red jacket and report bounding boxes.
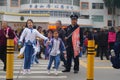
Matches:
[0,27,15,46]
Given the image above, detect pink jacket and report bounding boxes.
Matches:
[108,32,116,43]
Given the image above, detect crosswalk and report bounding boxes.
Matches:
[0,57,67,80]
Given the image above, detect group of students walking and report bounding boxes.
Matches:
[0,14,83,76]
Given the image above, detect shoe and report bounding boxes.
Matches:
[47,70,50,75]
[22,69,27,75]
[27,69,31,74]
[62,70,70,72]
[54,69,58,76]
[74,70,78,74]
[52,66,55,69]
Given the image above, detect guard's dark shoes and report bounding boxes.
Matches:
[62,70,70,72]
[74,70,78,73]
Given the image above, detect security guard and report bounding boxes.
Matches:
[62,14,83,73]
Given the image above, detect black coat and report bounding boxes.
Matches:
[116,31,120,42]
[98,31,108,47]
[65,24,83,48]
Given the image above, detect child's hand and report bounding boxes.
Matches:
[63,51,67,59]
[6,34,9,38]
[46,40,51,45]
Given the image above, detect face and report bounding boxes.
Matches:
[56,21,61,29]
[48,31,53,37]
[38,28,42,32]
[1,21,7,29]
[27,21,33,28]
[53,31,59,38]
[71,19,77,25]
[118,27,120,31]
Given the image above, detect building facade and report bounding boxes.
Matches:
[0,0,120,30]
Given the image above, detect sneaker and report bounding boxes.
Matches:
[47,70,50,75]
[54,69,58,76]
[111,49,115,56]
[27,69,31,74]
[22,69,27,75]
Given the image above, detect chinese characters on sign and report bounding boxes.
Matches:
[29,4,74,10]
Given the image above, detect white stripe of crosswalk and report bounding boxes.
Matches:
[0,75,67,79]
[0,58,67,79]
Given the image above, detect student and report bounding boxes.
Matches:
[47,30,66,75]
[19,19,48,74]
[44,30,53,59]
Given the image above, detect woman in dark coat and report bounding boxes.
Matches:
[0,21,15,71]
[98,28,109,60]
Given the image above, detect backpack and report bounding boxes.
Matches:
[108,32,116,43]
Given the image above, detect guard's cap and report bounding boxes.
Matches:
[70,14,78,20]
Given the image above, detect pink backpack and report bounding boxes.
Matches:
[108,32,116,43]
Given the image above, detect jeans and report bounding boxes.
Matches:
[114,42,120,58]
[24,45,34,69]
[47,54,60,70]
[31,54,39,64]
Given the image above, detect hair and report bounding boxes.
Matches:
[37,26,42,30]
[53,30,59,34]
[25,19,33,27]
[56,20,62,25]
[47,29,53,34]
[109,27,115,32]
[33,25,36,29]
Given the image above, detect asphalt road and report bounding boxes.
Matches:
[0,54,120,80]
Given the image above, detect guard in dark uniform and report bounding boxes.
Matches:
[62,14,83,73]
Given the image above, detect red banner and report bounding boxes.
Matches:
[72,27,80,57]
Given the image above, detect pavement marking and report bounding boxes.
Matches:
[95,67,113,69]
[1,64,52,67]
[0,76,67,79]
[80,60,113,69]
[80,60,87,68]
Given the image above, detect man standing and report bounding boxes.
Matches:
[62,14,83,73]
[0,21,15,71]
[114,26,120,58]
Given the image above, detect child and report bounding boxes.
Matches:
[47,30,66,75]
[19,19,48,75]
[44,30,53,59]
[31,39,40,65]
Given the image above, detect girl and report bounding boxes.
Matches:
[19,19,48,74]
[47,30,66,75]
[44,30,53,59]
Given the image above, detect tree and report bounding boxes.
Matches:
[103,0,120,27]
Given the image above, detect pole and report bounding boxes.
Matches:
[87,40,95,80]
[6,39,14,80]
[87,32,95,80]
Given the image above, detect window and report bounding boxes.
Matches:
[0,0,7,6]
[108,20,115,26]
[81,2,89,9]
[20,0,30,4]
[80,15,89,19]
[73,0,80,6]
[92,15,104,22]
[32,0,49,3]
[92,3,104,9]
[50,0,72,5]
[108,8,115,15]
[32,0,39,3]
[11,0,20,7]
